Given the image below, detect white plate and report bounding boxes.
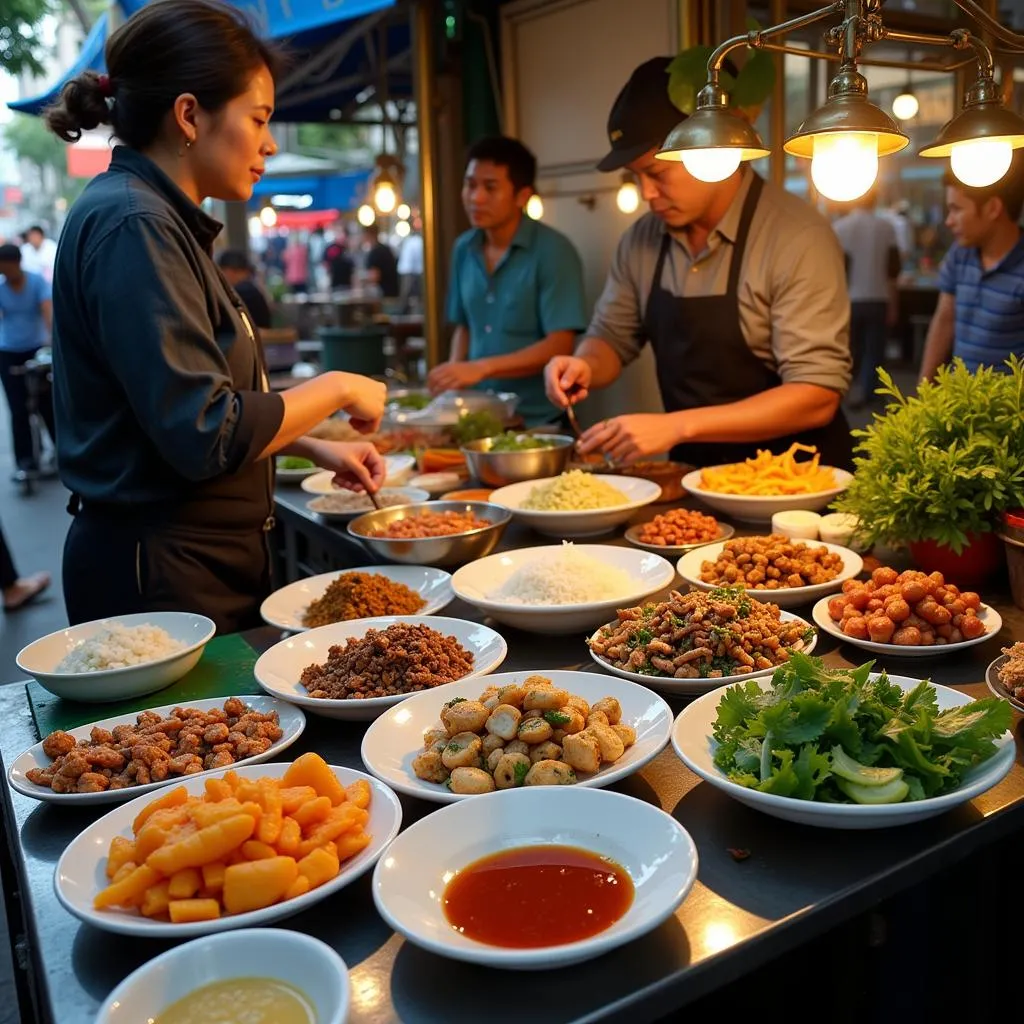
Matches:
[302,454,416,494]
[587,610,817,695]
[254,616,508,721]
[275,462,321,484]
[55,762,402,938]
[360,669,673,804]
[95,928,350,1024]
[488,475,662,539]
[16,611,216,704]
[8,695,306,806]
[260,565,455,633]
[306,487,430,521]
[450,545,676,635]
[811,596,1002,657]
[682,467,853,523]
[624,521,735,556]
[985,654,1024,713]
[671,673,1016,829]
[373,786,698,969]
[676,539,863,609]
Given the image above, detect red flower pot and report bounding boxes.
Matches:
[907,531,1004,589]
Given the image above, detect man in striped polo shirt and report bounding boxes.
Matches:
[920,157,1024,380]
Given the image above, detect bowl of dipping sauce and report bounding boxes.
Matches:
[818,512,865,548]
[95,928,349,1024]
[372,786,697,969]
[771,509,823,541]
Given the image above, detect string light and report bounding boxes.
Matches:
[357,204,376,227]
[525,194,544,220]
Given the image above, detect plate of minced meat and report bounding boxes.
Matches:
[986,644,1024,712]
[253,616,508,721]
[260,566,455,633]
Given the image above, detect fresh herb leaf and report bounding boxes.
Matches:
[443,697,467,709]
[543,710,571,726]
[513,760,530,786]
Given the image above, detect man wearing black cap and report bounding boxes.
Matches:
[544,57,853,469]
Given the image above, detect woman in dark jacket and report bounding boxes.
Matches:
[45,0,387,633]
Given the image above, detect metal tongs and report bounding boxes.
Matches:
[564,386,621,473]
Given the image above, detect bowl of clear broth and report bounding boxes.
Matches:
[371,786,698,969]
[95,928,349,1024]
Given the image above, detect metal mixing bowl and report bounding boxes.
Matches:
[460,434,574,487]
[346,501,512,567]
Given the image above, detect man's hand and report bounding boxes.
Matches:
[577,414,681,464]
[544,355,592,409]
[427,360,487,394]
[303,439,386,493]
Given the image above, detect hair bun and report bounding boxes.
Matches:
[45,71,111,143]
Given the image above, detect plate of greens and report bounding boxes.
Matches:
[275,455,321,483]
[671,653,1014,828]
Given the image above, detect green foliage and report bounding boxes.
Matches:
[296,122,373,154]
[1,0,51,78]
[667,33,776,117]
[4,113,65,169]
[834,359,1024,552]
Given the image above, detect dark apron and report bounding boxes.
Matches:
[642,172,854,471]
[63,299,276,636]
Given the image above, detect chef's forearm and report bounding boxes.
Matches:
[674,383,841,445]
[447,325,470,362]
[477,331,575,380]
[575,337,624,390]
[258,371,367,458]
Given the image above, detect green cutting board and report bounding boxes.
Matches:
[26,633,261,738]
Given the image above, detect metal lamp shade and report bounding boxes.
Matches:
[919,101,1024,158]
[656,107,770,163]
[784,93,910,158]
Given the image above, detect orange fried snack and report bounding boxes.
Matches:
[92,752,372,922]
[700,443,837,495]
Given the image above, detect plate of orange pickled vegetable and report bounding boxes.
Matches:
[54,753,402,937]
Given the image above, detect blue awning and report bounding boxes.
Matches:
[8,0,409,121]
[249,169,372,211]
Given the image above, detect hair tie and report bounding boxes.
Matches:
[97,74,113,97]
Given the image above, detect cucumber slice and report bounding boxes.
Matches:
[830,745,903,788]
[836,776,910,805]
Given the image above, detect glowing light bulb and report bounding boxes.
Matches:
[247,215,263,235]
[395,219,411,238]
[374,181,397,213]
[259,205,277,227]
[396,203,411,220]
[810,132,878,202]
[525,194,544,220]
[950,137,1014,188]
[681,148,743,183]
[357,204,376,227]
[616,180,640,214]
[892,91,919,121]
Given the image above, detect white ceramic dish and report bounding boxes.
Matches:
[671,674,1015,829]
[488,475,662,539]
[373,786,698,970]
[254,616,508,721]
[56,762,402,938]
[306,487,430,521]
[94,928,350,1024]
[450,545,676,635]
[811,596,1002,658]
[260,565,455,633]
[9,695,306,806]
[16,611,216,704]
[676,540,863,609]
[624,520,735,556]
[275,461,321,484]
[360,669,673,804]
[985,654,1024,713]
[682,467,853,523]
[587,610,817,695]
[302,454,416,494]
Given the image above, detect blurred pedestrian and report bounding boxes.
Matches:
[217,249,272,328]
[1,519,49,612]
[283,233,309,293]
[361,224,399,297]
[20,225,57,284]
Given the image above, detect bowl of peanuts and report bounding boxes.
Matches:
[348,501,512,567]
[624,508,735,555]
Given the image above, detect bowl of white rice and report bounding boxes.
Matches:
[16,611,216,703]
[450,542,676,634]
[488,471,662,539]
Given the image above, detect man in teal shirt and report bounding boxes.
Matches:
[428,137,587,426]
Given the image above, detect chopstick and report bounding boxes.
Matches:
[563,386,619,473]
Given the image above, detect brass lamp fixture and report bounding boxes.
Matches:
[656,0,1024,201]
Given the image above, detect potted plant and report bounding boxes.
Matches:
[834,358,1024,586]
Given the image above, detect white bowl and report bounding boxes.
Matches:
[671,674,1015,829]
[57,762,402,937]
[682,467,853,523]
[261,565,455,633]
[9,694,306,806]
[307,487,431,521]
[488,475,662,539]
[372,786,698,969]
[587,609,817,695]
[676,540,863,609]
[302,454,416,494]
[810,596,1002,658]
[450,545,676,635]
[94,928,350,1024]
[360,669,673,804]
[275,461,321,484]
[254,616,508,721]
[16,611,216,704]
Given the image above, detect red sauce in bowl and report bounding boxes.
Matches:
[442,844,634,948]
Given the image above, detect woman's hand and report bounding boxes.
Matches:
[304,438,386,493]
[337,373,387,434]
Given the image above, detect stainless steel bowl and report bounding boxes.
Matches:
[346,501,512,567]
[460,434,574,487]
